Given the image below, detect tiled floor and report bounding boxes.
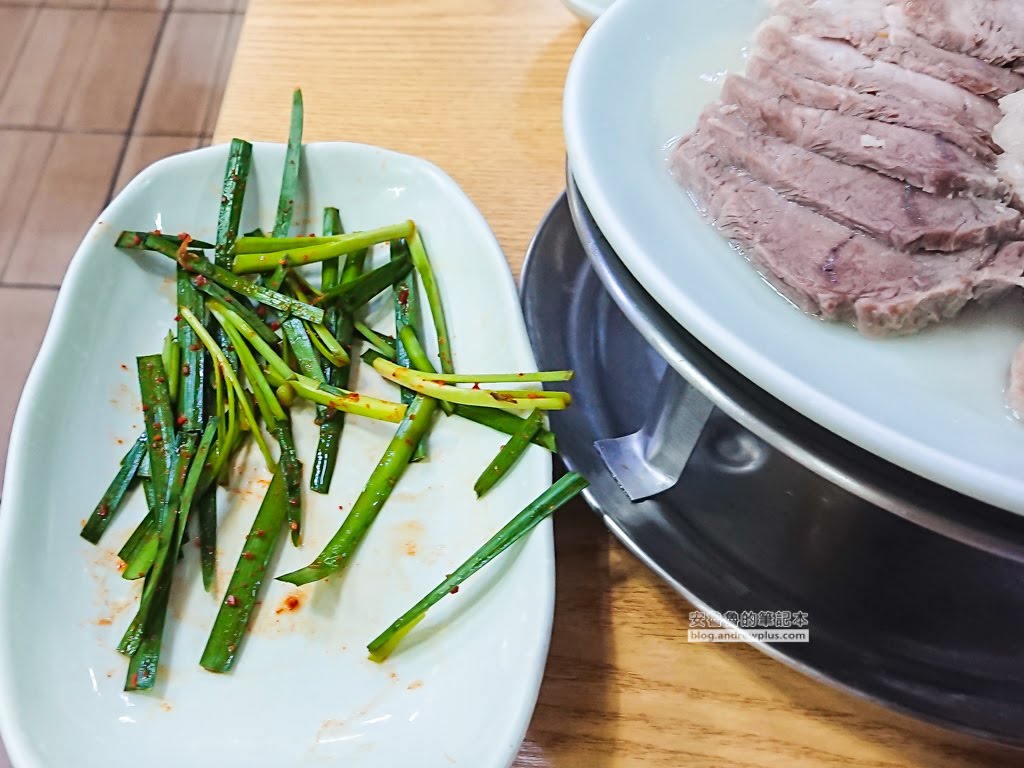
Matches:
[0,0,245,498]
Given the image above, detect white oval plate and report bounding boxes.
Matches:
[0,142,553,767]
[565,0,1024,515]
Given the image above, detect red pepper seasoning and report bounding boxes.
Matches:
[181,363,191,376]
[176,415,188,426]
[225,595,238,607]
[450,586,460,595]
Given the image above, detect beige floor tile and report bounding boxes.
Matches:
[0,8,100,128]
[0,287,58,494]
[203,12,244,135]
[0,130,54,277]
[63,10,162,132]
[106,0,169,9]
[112,134,199,196]
[0,7,37,94]
[4,133,122,286]
[135,11,233,136]
[174,0,235,11]
[42,0,103,7]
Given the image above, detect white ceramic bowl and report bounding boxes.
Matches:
[562,0,615,25]
[564,0,1024,515]
[0,142,553,768]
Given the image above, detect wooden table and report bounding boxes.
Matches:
[215,2,1020,764]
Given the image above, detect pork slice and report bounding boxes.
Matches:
[904,0,1024,67]
[693,105,1020,251]
[770,0,891,48]
[756,20,1004,132]
[671,138,1024,336]
[722,74,1015,202]
[746,54,999,160]
[773,0,1024,97]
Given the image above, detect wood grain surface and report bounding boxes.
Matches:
[215,1,1021,764]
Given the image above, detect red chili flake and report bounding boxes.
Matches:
[173,314,181,322]
[181,363,191,375]
[193,275,209,287]
[269,321,281,331]
[142,405,149,412]
[398,287,409,305]
[526,393,542,399]
[450,586,460,595]
[131,234,141,246]
[278,259,288,267]
[97,504,109,518]
[225,595,238,607]
[176,415,187,426]
[337,505,344,510]
[153,229,162,235]
[255,529,266,538]
[242,551,255,560]
[256,306,267,317]
[189,343,202,352]
[227,644,237,653]
[223,295,232,303]
[288,498,298,507]
[289,521,299,530]
[119,363,128,371]
[472,383,481,390]
[153,435,163,442]
[308,233,315,237]
[153,421,161,428]
[348,393,360,402]
[129,673,139,688]
[156,376,166,384]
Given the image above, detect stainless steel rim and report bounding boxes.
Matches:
[565,169,1024,564]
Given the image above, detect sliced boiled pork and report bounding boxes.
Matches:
[721,74,1014,201]
[671,141,1024,337]
[773,0,1024,98]
[693,104,1021,252]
